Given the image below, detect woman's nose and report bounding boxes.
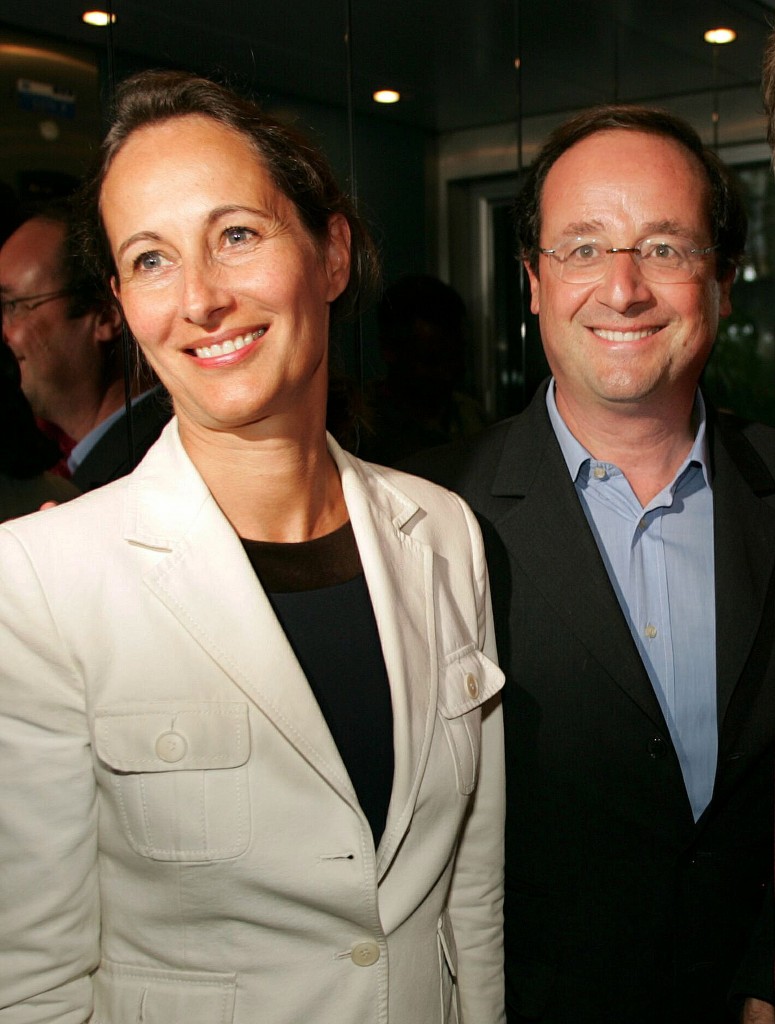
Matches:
[593,250,654,312]
[179,261,233,326]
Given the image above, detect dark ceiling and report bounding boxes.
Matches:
[1,0,774,136]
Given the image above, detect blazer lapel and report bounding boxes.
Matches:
[124,424,358,809]
[493,391,667,730]
[711,418,775,726]
[333,448,437,878]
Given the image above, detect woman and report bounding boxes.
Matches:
[0,71,504,1024]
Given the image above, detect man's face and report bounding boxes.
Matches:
[525,130,733,422]
[0,218,104,425]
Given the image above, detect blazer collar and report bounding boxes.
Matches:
[123,421,436,875]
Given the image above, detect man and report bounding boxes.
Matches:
[408,106,775,1023]
[0,204,169,490]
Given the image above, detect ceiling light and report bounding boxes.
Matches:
[704,28,736,45]
[373,89,400,105]
[82,11,117,26]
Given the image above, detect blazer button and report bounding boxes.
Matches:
[465,673,480,699]
[351,940,380,966]
[648,737,667,759]
[156,731,187,763]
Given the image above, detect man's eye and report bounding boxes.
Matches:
[569,243,601,261]
[646,242,681,260]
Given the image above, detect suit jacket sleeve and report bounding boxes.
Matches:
[0,527,99,1022]
[445,494,506,1024]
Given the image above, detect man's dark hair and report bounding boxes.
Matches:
[514,104,747,280]
[29,200,112,320]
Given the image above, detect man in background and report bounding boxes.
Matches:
[0,203,169,490]
[408,105,775,1023]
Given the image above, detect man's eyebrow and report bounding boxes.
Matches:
[550,218,699,242]
[554,221,606,238]
[640,219,693,236]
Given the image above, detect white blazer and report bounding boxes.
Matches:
[0,422,505,1024]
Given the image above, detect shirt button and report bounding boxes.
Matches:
[593,466,607,480]
[465,673,480,699]
[351,940,380,966]
[155,731,187,763]
[644,624,657,639]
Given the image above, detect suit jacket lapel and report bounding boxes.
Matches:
[711,417,775,726]
[493,389,667,730]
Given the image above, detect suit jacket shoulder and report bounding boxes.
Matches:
[71,388,171,492]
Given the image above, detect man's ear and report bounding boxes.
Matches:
[94,300,122,343]
[524,259,541,315]
[718,267,735,319]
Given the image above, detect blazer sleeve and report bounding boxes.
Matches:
[446,496,506,1024]
[0,528,99,1023]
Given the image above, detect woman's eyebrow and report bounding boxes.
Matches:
[116,231,163,261]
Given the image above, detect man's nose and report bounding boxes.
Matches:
[592,250,654,312]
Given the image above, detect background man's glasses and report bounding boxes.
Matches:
[538,237,719,284]
[1,288,71,324]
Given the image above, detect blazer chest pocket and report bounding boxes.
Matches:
[438,646,504,795]
[94,702,251,862]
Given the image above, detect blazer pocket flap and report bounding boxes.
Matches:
[94,959,236,1024]
[94,701,250,772]
[438,647,504,719]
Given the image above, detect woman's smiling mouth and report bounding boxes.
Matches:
[192,327,266,361]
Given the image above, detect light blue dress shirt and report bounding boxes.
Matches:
[546,383,717,821]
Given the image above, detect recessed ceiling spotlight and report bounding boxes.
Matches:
[82,10,117,26]
[704,27,736,44]
[373,89,400,105]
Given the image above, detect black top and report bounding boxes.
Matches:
[242,522,394,844]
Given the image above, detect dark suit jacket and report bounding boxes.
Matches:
[71,388,171,492]
[405,382,775,1024]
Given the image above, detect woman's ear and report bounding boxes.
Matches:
[325,214,351,303]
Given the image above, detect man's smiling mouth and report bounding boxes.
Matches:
[592,327,661,342]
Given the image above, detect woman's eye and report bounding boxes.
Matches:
[133,250,165,272]
[223,226,256,246]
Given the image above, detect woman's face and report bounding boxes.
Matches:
[100,114,350,440]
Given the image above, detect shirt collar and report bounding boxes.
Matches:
[545,379,711,489]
